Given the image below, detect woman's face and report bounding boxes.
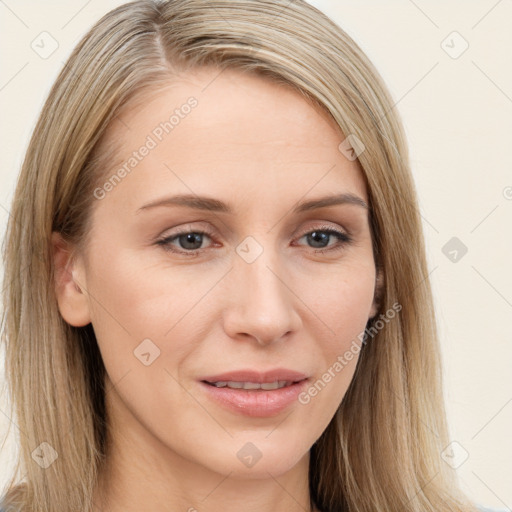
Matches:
[55,67,380,480]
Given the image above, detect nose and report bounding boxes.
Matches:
[222,246,302,346]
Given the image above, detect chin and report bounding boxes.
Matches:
[212,438,309,479]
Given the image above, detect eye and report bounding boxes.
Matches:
[154,225,352,256]
[155,227,214,255]
[295,226,352,254]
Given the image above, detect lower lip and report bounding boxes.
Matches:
[199,379,309,417]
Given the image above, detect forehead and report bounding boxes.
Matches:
[95,67,368,214]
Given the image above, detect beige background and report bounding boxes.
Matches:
[1,0,511,508]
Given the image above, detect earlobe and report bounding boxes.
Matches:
[51,231,91,327]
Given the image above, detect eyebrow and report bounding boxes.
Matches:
[136,192,369,214]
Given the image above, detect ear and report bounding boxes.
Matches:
[368,266,384,320]
[51,231,91,327]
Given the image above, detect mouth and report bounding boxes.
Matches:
[202,379,305,390]
[198,371,310,417]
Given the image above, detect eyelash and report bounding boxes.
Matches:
[155,225,353,257]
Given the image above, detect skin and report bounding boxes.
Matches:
[52,66,382,512]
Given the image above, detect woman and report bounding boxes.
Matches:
[0,0,502,511]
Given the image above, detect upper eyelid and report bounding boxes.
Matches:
[161,218,351,236]
[160,223,350,241]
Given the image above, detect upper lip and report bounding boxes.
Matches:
[201,368,309,384]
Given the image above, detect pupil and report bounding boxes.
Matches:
[309,231,328,248]
[180,233,202,249]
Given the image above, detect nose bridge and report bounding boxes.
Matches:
[223,235,300,344]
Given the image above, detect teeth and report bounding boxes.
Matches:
[211,380,292,390]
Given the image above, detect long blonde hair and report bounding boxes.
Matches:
[1,1,479,511]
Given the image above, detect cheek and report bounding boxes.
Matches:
[85,243,200,338]
[295,258,376,344]
[84,251,205,444]
[84,247,222,396]
[291,260,375,416]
